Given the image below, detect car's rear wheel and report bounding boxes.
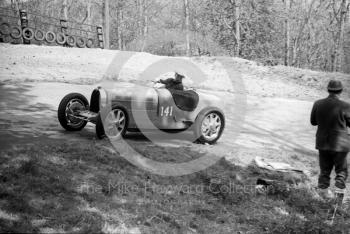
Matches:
[96,107,128,139]
[58,93,89,131]
[194,110,225,144]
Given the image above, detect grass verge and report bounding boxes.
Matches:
[0,142,349,233]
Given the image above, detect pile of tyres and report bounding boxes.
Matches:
[0,22,95,48]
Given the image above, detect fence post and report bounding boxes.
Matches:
[60,19,68,46]
[97,26,104,49]
[19,9,30,44]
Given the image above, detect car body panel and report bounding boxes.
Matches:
[99,82,223,131]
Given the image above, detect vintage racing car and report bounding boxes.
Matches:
[57,82,225,144]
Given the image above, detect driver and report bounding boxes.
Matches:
[158,72,185,91]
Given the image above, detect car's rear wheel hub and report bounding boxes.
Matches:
[201,113,222,141]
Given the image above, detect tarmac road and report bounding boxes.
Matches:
[0,81,318,169]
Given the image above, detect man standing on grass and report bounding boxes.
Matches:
[311,80,350,203]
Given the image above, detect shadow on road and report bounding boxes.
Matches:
[0,83,95,150]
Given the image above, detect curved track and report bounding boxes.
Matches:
[0,82,319,170]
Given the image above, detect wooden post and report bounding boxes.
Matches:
[97,26,104,49]
[60,19,68,46]
[19,9,30,44]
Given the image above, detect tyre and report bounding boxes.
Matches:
[0,22,10,35]
[76,37,86,48]
[86,38,94,48]
[45,31,56,43]
[193,109,225,144]
[22,28,34,40]
[2,35,12,43]
[34,29,45,41]
[66,35,76,47]
[58,93,89,131]
[10,26,22,39]
[96,107,128,139]
[56,32,66,45]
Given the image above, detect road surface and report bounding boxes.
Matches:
[0,82,320,172]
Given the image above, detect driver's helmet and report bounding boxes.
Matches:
[175,72,185,81]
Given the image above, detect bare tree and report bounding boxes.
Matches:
[138,0,143,38]
[333,0,349,72]
[184,0,191,56]
[225,0,241,57]
[235,0,241,57]
[290,0,318,67]
[103,0,110,49]
[11,0,20,14]
[141,0,148,52]
[61,0,68,21]
[284,0,290,66]
[81,0,92,25]
[116,1,123,50]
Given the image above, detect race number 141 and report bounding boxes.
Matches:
[160,106,173,117]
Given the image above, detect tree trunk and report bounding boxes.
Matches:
[117,5,123,50]
[11,0,19,15]
[184,0,191,57]
[138,0,143,38]
[141,0,148,52]
[334,0,348,72]
[292,39,298,66]
[61,0,68,20]
[103,0,110,49]
[86,0,92,25]
[235,0,241,57]
[284,0,290,66]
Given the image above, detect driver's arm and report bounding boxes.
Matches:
[159,78,172,85]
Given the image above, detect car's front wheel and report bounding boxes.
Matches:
[58,93,89,131]
[96,107,128,139]
[194,110,225,144]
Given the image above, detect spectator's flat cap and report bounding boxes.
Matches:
[327,80,343,92]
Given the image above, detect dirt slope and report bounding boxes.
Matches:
[1,43,349,101]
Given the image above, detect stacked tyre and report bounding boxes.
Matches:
[0,23,95,48]
[0,22,22,43]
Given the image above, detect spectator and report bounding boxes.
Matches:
[311,80,350,203]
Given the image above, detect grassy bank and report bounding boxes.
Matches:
[0,142,349,233]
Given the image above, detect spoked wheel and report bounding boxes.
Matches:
[194,110,225,144]
[96,107,128,139]
[58,93,89,131]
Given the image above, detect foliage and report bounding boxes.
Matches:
[2,0,350,73]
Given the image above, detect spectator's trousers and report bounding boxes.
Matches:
[318,150,348,190]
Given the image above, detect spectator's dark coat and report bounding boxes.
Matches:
[311,94,350,152]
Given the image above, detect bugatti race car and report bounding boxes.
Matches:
[58,82,225,144]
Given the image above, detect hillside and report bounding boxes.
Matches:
[1,44,349,101]
[0,44,349,233]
